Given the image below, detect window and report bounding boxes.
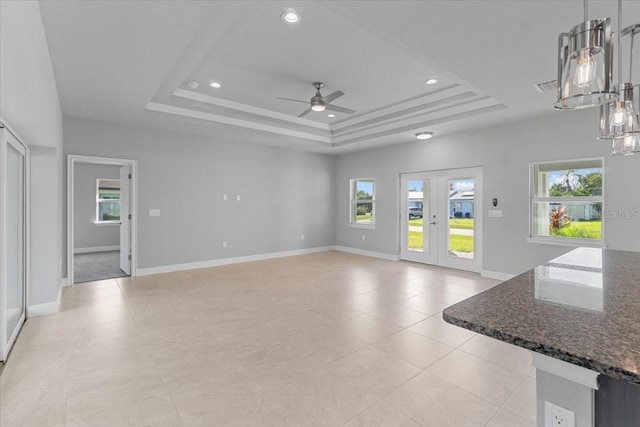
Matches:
[350,178,375,227]
[530,158,603,245]
[96,178,121,223]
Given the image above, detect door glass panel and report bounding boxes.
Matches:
[5,143,25,344]
[448,178,475,259]
[407,180,427,252]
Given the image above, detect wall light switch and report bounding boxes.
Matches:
[149,209,160,217]
[236,195,241,201]
[223,194,228,201]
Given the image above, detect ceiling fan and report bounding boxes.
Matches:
[277,82,355,118]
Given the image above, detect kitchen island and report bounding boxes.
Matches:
[443,247,640,427]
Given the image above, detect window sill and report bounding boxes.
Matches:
[94,221,120,226]
[349,224,375,230]
[527,236,606,248]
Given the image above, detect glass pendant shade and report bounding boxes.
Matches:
[554,19,616,109]
[599,83,640,139]
[611,134,640,155]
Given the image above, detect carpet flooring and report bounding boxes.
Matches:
[74,250,128,283]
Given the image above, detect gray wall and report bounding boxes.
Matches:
[63,117,337,271]
[1,1,64,306]
[335,109,640,276]
[74,163,121,250]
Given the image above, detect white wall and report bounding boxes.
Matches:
[74,163,120,250]
[63,117,336,272]
[1,1,64,307]
[335,109,640,276]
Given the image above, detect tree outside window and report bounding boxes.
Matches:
[531,159,603,243]
[350,178,375,227]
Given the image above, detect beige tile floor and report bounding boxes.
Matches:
[0,251,536,426]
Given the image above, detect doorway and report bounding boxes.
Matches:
[400,167,482,273]
[0,126,27,362]
[67,155,136,285]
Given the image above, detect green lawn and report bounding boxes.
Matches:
[409,231,474,253]
[449,234,474,252]
[356,213,373,222]
[551,220,602,239]
[449,218,474,230]
[408,231,424,250]
[409,218,474,229]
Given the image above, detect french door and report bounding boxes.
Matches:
[400,168,482,273]
[1,127,27,362]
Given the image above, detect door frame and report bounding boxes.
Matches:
[67,155,137,285]
[0,121,29,361]
[399,167,483,273]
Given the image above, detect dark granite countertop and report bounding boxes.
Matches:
[443,248,640,384]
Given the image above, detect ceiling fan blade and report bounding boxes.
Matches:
[322,90,344,104]
[325,104,355,114]
[298,108,313,117]
[276,97,309,104]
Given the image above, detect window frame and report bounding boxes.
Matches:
[528,158,605,247]
[349,177,376,229]
[95,178,121,225]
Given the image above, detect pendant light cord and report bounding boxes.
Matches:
[584,0,588,22]
[618,0,623,84]
[630,31,635,83]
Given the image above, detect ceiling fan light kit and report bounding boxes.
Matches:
[278,81,355,118]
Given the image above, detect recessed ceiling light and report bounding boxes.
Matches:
[281,9,301,24]
[186,81,199,89]
[209,81,221,88]
[415,132,434,140]
[328,114,335,118]
[425,78,439,85]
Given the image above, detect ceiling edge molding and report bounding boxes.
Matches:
[333,103,508,147]
[145,102,333,144]
[333,92,483,137]
[172,88,330,131]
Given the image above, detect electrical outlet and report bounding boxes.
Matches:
[545,401,575,427]
[222,241,227,248]
[362,235,366,241]
[223,194,227,201]
[301,234,305,241]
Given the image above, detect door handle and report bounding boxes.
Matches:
[430,221,437,225]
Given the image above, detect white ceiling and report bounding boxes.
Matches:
[38,1,640,154]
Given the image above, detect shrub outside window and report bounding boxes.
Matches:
[96,178,121,223]
[350,178,375,227]
[530,158,603,245]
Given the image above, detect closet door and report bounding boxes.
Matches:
[1,128,27,362]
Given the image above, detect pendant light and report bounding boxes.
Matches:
[553,0,615,110]
[598,1,640,155]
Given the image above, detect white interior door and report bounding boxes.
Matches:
[400,168,482,273]
[1,128,27,362]
[119,165,131,275]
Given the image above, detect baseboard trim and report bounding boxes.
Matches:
[27,283,63,317]
[136,246,336,276]
[74,245,120,254]
[334,246,400,261]
[481,270,514,281]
